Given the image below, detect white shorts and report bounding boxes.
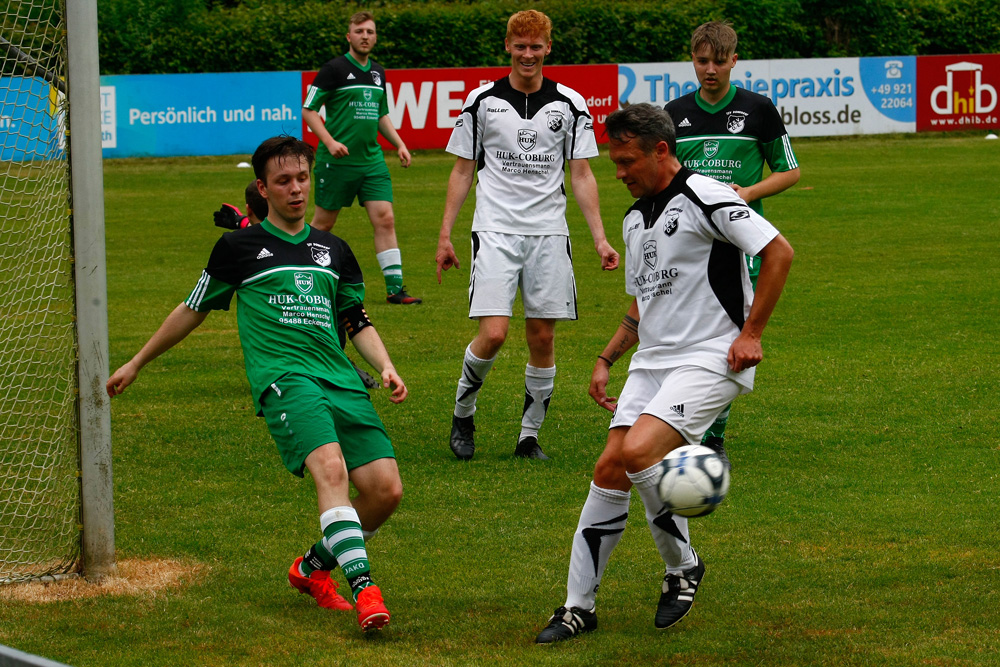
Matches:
[468,231,577,320]
[609,366,743,445]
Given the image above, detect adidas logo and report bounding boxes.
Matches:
[669,404,685,417]
[678,117,691,128]
[256,248,273,260]
[347,73,356,80]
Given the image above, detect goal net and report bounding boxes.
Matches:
[0,0,80,583]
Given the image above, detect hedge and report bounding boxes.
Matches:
[97,0,1000,75]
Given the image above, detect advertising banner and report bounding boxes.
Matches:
[301,64,618,151]
[99,71,302,158]
[619,56,917,137]
[0,76,64,161]
[916,54,1000,131]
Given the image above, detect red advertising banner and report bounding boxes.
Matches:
[301,64,618,151]
[917,54,1000,131]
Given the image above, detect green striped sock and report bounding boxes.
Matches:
[321,506,372,600]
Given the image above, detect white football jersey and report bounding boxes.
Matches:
[623,168,780,390]
[446,76,598,236]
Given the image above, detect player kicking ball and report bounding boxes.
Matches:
[534,105,793,643]
[107,135,406,633]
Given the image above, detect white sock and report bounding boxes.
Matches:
[454,344,495,418]
[627,463,695,572]
[520,364,555,440]
[375,248,402,273]
[565,483,630,610]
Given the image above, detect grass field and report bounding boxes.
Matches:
[1,133,999,666]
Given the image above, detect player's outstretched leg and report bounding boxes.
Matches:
[535,483,628,644]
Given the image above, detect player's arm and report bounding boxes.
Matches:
[350,324,407,404]
[590,299,640,412]
[568,158,619,271]
[436,156,477,282]
[302,107,349,159]
[378,115,411,168]
[106,304,209,397]
[728,233,794,372]
[732,167,800,204]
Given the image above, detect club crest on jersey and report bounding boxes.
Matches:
[703,140,719,158]
[371,71,381,86]
[518,129,537,151]
[309,244,331,267]
[546,111,564,132]
[294,272,314,294]
[663,208,682,236]
[643,240,657,270]
[726,110,748,134]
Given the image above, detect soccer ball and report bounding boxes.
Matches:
[656,444,730,517]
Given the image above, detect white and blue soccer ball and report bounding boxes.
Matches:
[656,444,730,517]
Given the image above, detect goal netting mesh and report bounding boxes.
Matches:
[0,0,80,583]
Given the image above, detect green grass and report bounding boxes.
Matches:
[2,133,1000,665]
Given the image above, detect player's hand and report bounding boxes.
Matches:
[398,146,411,168]
[727,331,763,373]
[435,240,460,283]
[731,183,749,202]
[106,362,138,397]
[214,203,249,230]
[589,361,617,412]
[328,140,349,159]
[596,239,620,271]
[381,367,408,403]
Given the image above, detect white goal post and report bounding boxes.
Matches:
[0,0,115,583]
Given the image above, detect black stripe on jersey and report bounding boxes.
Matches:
[707,239,745,329]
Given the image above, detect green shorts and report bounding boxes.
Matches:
[259,373,394,477]
[314,160,393,211]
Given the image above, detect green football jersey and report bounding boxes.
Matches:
[185,220,368,412]
[303,53,389,167]
[665,86,798,215]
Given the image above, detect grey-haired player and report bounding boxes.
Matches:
[535,104,793,643]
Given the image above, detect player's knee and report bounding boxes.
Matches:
[313,459,349,491]
[476,331,508,355]
[381,476,403,511]
[620,435,652,472]
[593,454,628,488]
[526,331,554,355]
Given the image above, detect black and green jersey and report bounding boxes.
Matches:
[665,86,798,215]
[303,53,389,167]
[185,220,367,411]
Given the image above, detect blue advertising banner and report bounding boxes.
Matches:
[619,56,918,137]
[100,71,302,158]
[0,76,64,161]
